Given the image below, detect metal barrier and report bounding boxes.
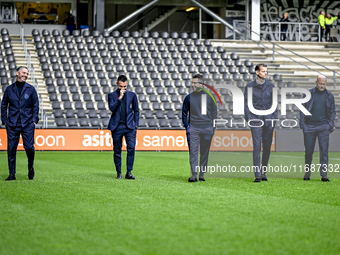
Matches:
[260,22,320,42]
[233,20,250,40]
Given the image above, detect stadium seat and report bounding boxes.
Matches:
[54,109,63,118]
[79,118,89,127]
[159,119,169,128]
[66,109,75,118]
[148,119,158,128]
[170,119,181,128]
[56,118,66,127]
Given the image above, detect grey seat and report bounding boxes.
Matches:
[54,109,63,118]
[99,109,109,118]
[88,109,98,118]
[79,118,89,127]
[91,118,101,128]
[230,53,239,60]
[52,101,60,109]
[144,110,153,119]
[72,93,80,101]
[244,60,252,67]
[233,73,241,81]
[239,66,247,74]
[66,109,75,118]
[170,119,181,128]
[159,119,169,128]
[97,100,106,110]
[61,93,70,102]
[75,101,84,110]
[149,94,158,102]
[56,118,66,127]
[142,102,151,110]
[77,109,86,118]
[152,102,161,110]
[85,101,94,110]
[167,110,176,119]
[163,102,173,111]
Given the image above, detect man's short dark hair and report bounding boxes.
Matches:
[16,66,28,72]
[192,73,204,83]
[117,75,127,83]
[255,63,267,71]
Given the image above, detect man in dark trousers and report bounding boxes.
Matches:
[1,66,39,181]
[107,75,139,179]
[244,63,277,182]
[300,75,335,182]
[182,74,217,182]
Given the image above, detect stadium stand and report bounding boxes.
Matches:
[1,27,340,130]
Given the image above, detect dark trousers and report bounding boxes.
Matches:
[6,123,35,175]
[319,25,324,41]
[187,126,214,174]
[111,123,136,173]
[250,125,274,177]
[281,28,287,41]
[303,123,330,177]
[325,24,335,42]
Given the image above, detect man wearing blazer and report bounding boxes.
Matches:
[244,63,278,182]
[300,75,335,182]
[107,75,139,179]
[1,66,39,181]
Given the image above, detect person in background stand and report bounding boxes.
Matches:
[1,66,39,181]
[63,12,77,34]
[325,13,338,42]
[279,12,289,41]
[318,11,326,42]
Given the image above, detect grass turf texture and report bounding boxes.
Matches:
[1,151,340,255]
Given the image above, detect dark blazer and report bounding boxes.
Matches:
[182,91,217,129]
[300,87,335,132]
[1,82,39,127]
[107,90,139,131]
[244,80,278,124]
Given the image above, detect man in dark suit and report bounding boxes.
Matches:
[1,66,39,181]
[300,75,335,182]
[182,74,217,182]
[244,63,278,182]
[107,75,139,179]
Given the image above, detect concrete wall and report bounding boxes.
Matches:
[276,129,340,152]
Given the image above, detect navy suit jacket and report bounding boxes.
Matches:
[107,90,139,131]
[299,87,335,132]
[1,82,39,127]
[244,80,278,125]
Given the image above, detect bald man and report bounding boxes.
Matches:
[300,75,335,182]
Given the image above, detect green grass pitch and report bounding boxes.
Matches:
[1,151,340,255]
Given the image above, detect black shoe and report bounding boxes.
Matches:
[125,172,135,180]
[254,177,261,183]
[199,173,205,181]
[5,174,16,181]
[188,176,197,182]
[321,177,330,182]
[303,177,310,181]
[261,175,268,181]
[116,172,122,179]
[28,168,35,180]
